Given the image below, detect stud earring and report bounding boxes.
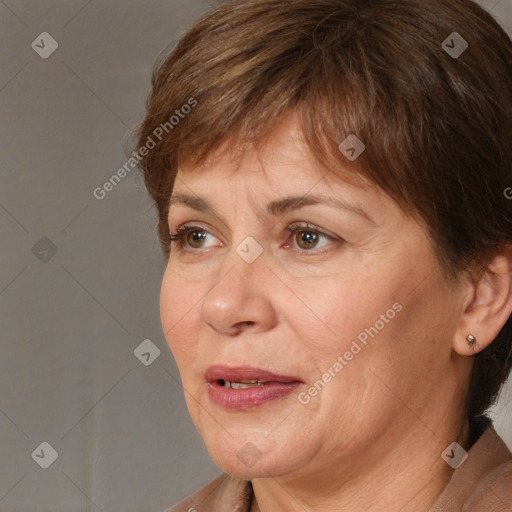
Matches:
[466,334,477,347]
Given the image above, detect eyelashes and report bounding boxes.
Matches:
[168,222,340,254]
[168,225,214,250]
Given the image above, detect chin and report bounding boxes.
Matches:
[210,449,281,480]
[203,431,312,481]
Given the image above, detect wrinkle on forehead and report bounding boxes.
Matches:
[177,111,369,199]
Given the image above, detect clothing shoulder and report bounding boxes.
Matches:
[165,473,251,512]
[462,447,512,510]
[430,422,512,511]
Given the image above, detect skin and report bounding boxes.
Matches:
[160,112,512,511]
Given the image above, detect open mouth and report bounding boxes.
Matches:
[206,366,303,409]
[218,379,265,389]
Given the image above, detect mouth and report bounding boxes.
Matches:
[218,379,265,389]
[205,365,303,409]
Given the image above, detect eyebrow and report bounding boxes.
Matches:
[168,193,376,224]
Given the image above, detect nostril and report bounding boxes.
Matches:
[238,321,255,328]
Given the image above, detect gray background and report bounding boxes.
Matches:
[0,1,511,511]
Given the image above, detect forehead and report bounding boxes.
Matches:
[175,111,368,194]
[171,133,391,231]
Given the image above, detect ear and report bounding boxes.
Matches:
[454,247,512,355]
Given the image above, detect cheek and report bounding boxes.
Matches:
[354,268,458,402]
[293,275,395,358]
[293,262,428,401]
[159,263,203,364]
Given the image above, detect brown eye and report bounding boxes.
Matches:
[295,230,320,250]
[186,229,208,248]
[286,223,336,252]
[169,225,219,251]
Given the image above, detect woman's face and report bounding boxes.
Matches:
[160,114,467,482]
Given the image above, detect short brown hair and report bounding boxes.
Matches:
[136,0,512,426]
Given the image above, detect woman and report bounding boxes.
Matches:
[137,0,512,510]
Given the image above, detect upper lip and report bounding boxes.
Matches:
[205,365,303,384]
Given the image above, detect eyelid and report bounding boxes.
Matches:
[286,221,339,240]
[170,222,211,235]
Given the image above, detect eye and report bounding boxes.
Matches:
[168,222,339,254]
[285,222,337,251]
[168,225,221,250]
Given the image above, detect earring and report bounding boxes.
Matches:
[466,334,477,347]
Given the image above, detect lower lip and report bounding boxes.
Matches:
[208,380,302,409]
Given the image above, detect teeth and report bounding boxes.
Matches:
[222,379,265,389]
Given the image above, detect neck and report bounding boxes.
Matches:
[251,414,470,512]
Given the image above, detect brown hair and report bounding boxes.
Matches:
[136,0,512,426]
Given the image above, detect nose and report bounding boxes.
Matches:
[200,246,278,337]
